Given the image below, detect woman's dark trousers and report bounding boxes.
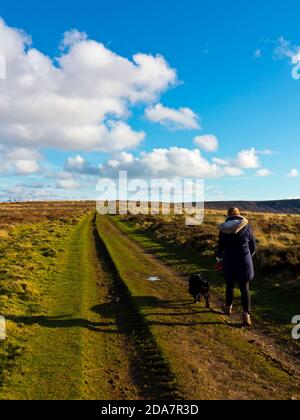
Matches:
[226,278,251,314]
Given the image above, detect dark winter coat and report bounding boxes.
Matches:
[217,216,256,283]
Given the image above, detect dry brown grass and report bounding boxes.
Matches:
[0,201,95,227]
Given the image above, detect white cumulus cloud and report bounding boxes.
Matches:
[255,168,272,177]
[0,18,177,152]
[64,155,101,175]
[194,135,218,152]
[99,147,247,180]
[145,103,200,130]
[60,29,88,50]
[235,148,261,169]
[65,155,86,171]
[0,146,43,175]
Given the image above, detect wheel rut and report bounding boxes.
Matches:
[92,215,182,400]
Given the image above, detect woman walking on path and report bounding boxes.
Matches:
[217,208,256,327]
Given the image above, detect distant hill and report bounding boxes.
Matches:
[205,199,300,214]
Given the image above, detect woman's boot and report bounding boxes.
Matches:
[242,312,252,327]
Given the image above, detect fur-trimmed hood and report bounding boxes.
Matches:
[219,216,249,234]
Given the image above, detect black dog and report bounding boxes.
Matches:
[189,273,211,308]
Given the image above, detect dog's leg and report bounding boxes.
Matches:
[205,296,211,309]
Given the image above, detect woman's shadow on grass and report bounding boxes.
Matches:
[5,312,119,333]
[92,296,237,328]
[5,296,239,332]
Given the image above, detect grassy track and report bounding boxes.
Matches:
[96,215,300,400]
[1,214,140,400]
[112,216,300,360]
[1,211,299,400]
[116,215,300,345]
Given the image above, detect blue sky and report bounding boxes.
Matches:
[0,0,299,201]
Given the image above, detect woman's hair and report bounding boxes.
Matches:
[228,207,241,216]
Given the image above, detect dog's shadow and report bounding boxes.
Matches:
[92,296,239,328]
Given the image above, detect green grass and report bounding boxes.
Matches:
[0,214,139,400]
[0,216,92,399]
[0,218,76,392]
